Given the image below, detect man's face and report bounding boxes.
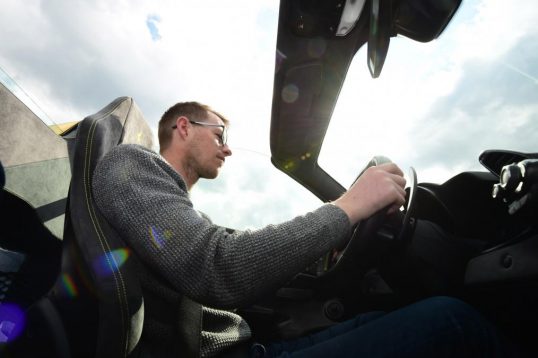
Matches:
[188,111,232,179]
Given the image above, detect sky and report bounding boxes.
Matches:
[1,0,537,229]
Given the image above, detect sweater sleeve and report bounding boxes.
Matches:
[92,144,351,309]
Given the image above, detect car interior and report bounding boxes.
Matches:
[1,0,537,357]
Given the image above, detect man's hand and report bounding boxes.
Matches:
[333,163,407,225]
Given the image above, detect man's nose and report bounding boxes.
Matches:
[222,144,232,157]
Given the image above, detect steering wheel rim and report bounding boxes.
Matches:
[321,158,417,278]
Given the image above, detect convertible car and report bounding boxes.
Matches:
[1,0,537,356]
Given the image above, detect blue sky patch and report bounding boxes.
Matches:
[146,14,162,41]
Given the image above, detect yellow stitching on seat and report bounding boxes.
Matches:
[82,106,132,356]
[84,120,127,351]
[86,120,130,356]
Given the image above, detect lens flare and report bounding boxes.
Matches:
[283,159,296,171]
[149,225,164,248]
[282,84,299,103]
[61,273,78,298]
[149,225,172,249]
[0,303,25,343]
[92,248,130,277]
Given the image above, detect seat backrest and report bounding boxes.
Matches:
[58,97,154,357]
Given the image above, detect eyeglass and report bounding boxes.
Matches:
[172,120,228,146]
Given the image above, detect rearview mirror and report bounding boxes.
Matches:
[367,0,392,78]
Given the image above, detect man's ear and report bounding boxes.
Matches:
[175,116,191,140]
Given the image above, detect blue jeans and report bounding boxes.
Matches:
[253,296,519,358]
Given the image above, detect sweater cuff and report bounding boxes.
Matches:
[316,203,352,247]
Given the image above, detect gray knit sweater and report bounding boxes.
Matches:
[92,144,350,357]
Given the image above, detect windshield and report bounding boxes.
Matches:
[319,0,538,187]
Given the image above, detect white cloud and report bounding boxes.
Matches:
[449,0,538,65]
[0,0,278,137]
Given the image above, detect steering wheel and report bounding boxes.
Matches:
[321,156,417,278]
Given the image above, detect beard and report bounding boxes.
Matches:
[198,164,219,179]
[185,152,219,181]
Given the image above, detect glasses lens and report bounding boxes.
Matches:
[221,127,227,145]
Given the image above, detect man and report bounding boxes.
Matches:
[93,102,513,357]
